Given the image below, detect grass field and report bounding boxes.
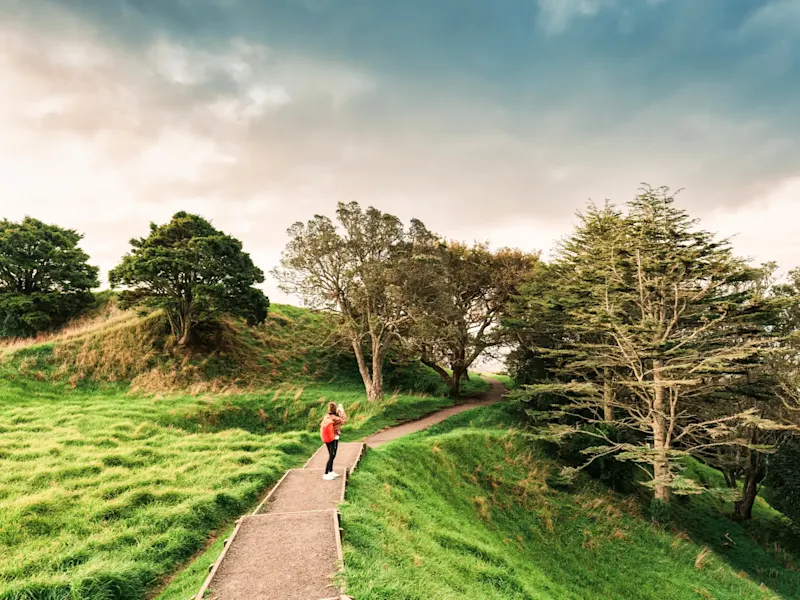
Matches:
[340,404,800,600]
[0,370,463,599]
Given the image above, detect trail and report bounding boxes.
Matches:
[195,379,506,600]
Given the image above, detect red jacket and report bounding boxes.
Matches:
[321,412,347,438]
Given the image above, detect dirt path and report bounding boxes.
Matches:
[362,378,507,447]
[196,379,506,600]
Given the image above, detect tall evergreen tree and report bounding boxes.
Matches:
[516,185,785,502]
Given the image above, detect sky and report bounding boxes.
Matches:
[1,0,799,307]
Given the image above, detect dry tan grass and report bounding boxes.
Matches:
[695,546,712,569]
[0,303,135,355]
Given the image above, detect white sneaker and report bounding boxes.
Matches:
[322,473,335,480]
[330,472,340,479]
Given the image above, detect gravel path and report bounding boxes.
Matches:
[204,512,340,600]
[197,380,505,600]
[362,379,507,447]
[257,469,344,514]
[305,442,364,472]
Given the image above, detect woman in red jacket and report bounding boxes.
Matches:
[320,402,347,480]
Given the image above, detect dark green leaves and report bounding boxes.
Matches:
[109,212,268,345]
[0,217,99,337]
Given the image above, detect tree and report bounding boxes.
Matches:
[0,217,99,337]
[509,204,627,420]
[764,438,800,522]
[273,202,423,401]
[109,212,269,346]
[696,263,800,519]
[517,185,784,503]
[405,241,539,396]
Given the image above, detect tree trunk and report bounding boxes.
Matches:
[723,470,738,489]
[450,366,464,397]
[463,369,470,381]
[734,445,763,521]
[651,360,671,502]
[178,315,192,347]
[369,338,384,401]
[603,368,614,422]
[351,338,375,399]
[421,358,457,395]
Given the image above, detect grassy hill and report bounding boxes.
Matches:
[341,405,800,600]
[0,300,487,600]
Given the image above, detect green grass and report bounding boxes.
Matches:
[340,404,800,600]
[0,368,457,599]
[0,300,508,599]
[483,373,518,389]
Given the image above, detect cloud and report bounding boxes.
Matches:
[0,0,798,307]
[535,0,618,34]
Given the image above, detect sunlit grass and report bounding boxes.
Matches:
[0,373,454,599]
[340,405,800,600]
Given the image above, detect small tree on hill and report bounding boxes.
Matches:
[0,217,99,337]
[109,212,269,346]
[517,185,785,502]
[405,241,540,396]
[273,202,425,401]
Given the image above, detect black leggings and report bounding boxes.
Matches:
[325,439,339,474]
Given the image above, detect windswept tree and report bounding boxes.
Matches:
[0,217,99,337]
[109,212,269,346]
[517,185,785,503]
[273,202,424,401]
[405,241,539,396]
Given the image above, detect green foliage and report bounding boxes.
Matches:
[0,217,99,337]
[764,438,800,522]
[403,239,539,396]
[547,425,642,494]
[341,405,799,599]
[109,212,268,346]
[510,186,786,501]
[274,202,424,400]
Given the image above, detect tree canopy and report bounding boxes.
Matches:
[404,240,539,396]
[512,185,791,504]
[273,202,423,401]
[0,217,99,337]
[109,212,268,346]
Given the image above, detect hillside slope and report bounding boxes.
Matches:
[0,301,488,599]
[1,299,477,397]
[341,405,800,600]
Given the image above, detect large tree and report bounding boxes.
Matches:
[109,212,269,346]
[273,202,424,401]
[517,186,784,503]
[506,204,626,420]
[405,241,539,396]
[0,217,99,337]
[696,263,800,519]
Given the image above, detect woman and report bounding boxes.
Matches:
[320,402,347,480]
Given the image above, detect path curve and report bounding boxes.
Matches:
[195,378,506,600]
[362,378,507,447]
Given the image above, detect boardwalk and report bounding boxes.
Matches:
[195,380,505,599]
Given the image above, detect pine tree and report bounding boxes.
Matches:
[517,185,786,502]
